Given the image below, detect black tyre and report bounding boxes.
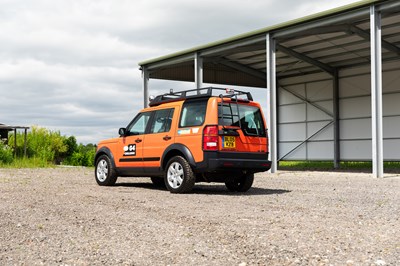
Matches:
[95,155,118,186]
[225,173,254,192]
[151,176,166,188]
[164,156,195,193]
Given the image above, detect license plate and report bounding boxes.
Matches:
[223,136,236,148]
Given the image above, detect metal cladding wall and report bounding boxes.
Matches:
[278,60,400,161]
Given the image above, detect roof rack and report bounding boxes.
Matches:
[148,87,253,107]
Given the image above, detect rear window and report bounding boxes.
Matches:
[219,103,266,137]
[179,101,207,127]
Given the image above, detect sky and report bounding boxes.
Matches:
[0,0,358,144]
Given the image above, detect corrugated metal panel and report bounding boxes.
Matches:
[279,64,400,161]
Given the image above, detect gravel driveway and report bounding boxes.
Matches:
[0,167,399,265]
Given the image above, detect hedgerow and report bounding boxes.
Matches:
[5,126,96,167]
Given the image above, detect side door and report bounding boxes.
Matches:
[116,112,152,168]
[175,100,207,163]
[142,108,176,169]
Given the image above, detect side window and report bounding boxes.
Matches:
[179,101,207,127]
[126,112,151,136]
[149,108,174,134]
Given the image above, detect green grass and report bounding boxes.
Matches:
[279,161,400,172]
[0,157,54,168]
[2,157,399,172]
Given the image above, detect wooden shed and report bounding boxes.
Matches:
[0,124,30,156]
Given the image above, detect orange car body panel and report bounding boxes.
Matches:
[97,90,269,172]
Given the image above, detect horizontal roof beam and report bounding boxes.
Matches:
[378,0,400,13]
[213,44,266,58]
[350,25,400,56]
[273,1,400,40]
[276,44,336,74]
[0,125,30,130]
[143,54,194,71]
[277,24,351,41]
[272,8,369,39]
[199,35,265,57]
[219,58,266,80]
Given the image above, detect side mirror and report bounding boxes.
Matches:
[118,128,126,136]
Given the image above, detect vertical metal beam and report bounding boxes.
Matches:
[142,67,149,108]
[14,128,17,157]
[370,5,384,178]
[194,52,203,89]
[266,33,277,173]
[333,70,340,169]
[24,128,27,158]
[276,82,280,169]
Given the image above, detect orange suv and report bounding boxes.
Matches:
[95,87,271,193]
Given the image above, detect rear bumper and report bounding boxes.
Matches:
[195,151,271,173]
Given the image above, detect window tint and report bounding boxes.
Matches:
[219,104,239,126]
[218,103,266,136]
[126,112,151,135]
[179,101,207,127]
[150,108,174,134]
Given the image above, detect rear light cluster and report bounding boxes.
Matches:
[203,125,219,151]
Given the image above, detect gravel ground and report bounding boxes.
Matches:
[0,167,399,266]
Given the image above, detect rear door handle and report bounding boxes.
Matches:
[135,138,142,143]
[163,135,171,141]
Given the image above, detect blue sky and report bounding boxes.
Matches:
[0,0,357,144]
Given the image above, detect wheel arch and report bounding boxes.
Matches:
[161,144,196,171]
[95,147,117,169]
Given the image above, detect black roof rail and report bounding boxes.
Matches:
[148,87,253,107]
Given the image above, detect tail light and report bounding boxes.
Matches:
[203,125,219,151]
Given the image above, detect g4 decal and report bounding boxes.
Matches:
[123,144,136,156]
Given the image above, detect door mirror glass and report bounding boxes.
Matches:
[118,128,126,136]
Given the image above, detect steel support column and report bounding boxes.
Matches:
[24,128,27,157]
[13,128,17,157]
[142,67,149,108]
[333,70,340,168]
[370,5,384,178]
[266,33,277,173]
[194,52,203,89]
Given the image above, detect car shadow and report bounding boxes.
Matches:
[114,182,291,196]
[191,185,291,196]
[114,182,167,191]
